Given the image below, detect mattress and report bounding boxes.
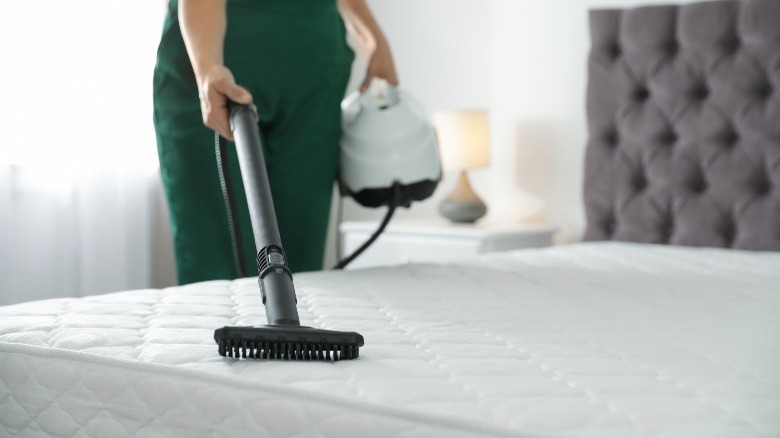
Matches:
[1,243,778,437]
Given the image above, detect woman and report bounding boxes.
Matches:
[154,0,397,284]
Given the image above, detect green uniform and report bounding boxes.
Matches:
[153,0,353,283]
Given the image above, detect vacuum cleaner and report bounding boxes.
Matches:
[213,81,440,360]
[336,79,441,267]
[213,103,364,361]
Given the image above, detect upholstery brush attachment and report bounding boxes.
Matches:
[215,326,363,361]
[213,102,364,361]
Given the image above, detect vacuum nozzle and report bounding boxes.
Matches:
[215,325,364,361]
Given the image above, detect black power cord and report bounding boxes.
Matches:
[215,132,247,278]
[333,182,402,270]
[335,191,345,262]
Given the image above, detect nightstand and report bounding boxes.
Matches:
[339,219,557,269]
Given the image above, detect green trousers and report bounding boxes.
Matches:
[153,0,353,284]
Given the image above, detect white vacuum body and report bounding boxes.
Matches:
[340,80,441,208]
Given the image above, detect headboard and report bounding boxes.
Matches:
[584,0,780,251]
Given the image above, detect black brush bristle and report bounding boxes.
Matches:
[215,325,364,361]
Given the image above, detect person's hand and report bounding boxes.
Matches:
[198,65,252,140]
[360,41,398,92]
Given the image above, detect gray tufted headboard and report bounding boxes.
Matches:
[584,0,780,251]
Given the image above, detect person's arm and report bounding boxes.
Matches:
[337,0,398,91]
[179,0,251,140]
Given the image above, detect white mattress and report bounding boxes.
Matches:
[1,243,779,437]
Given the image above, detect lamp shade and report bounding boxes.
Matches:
[432,110,490,172]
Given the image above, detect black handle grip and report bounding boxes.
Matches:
[229,104,282,250]
[229,102,300,326]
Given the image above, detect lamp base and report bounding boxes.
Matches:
[438,170,487,223]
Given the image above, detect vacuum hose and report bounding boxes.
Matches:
[215,132,247,278]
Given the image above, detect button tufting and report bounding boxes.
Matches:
[722,130,738,146]
[690,177,707,194]
[604,218,616,235]
[723,221,736,245]
[610,44,622,58]
[660,131,677,145]
[692,85,709,100]
[754,175,771,195]
[634,174,647,191]
[664,221,674,242]
[605,129,619,147]
[757,83,772,99]
[584,5,780,253]
[725,38,740,52]
[634,87,650,101]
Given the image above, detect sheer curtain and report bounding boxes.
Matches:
[0,1,170,305]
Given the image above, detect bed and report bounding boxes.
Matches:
[2,0,779,436]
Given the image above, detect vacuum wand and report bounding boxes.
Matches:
[214,102,364,361]
[229,104,299,326]
[230,105,282,252]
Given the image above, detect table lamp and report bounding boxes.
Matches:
[432,110,490,223]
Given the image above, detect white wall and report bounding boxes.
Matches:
[332,0,697,250]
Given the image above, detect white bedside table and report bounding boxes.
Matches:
[339,219,557,269]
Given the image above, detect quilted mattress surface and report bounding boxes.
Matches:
[1,243,779,437]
